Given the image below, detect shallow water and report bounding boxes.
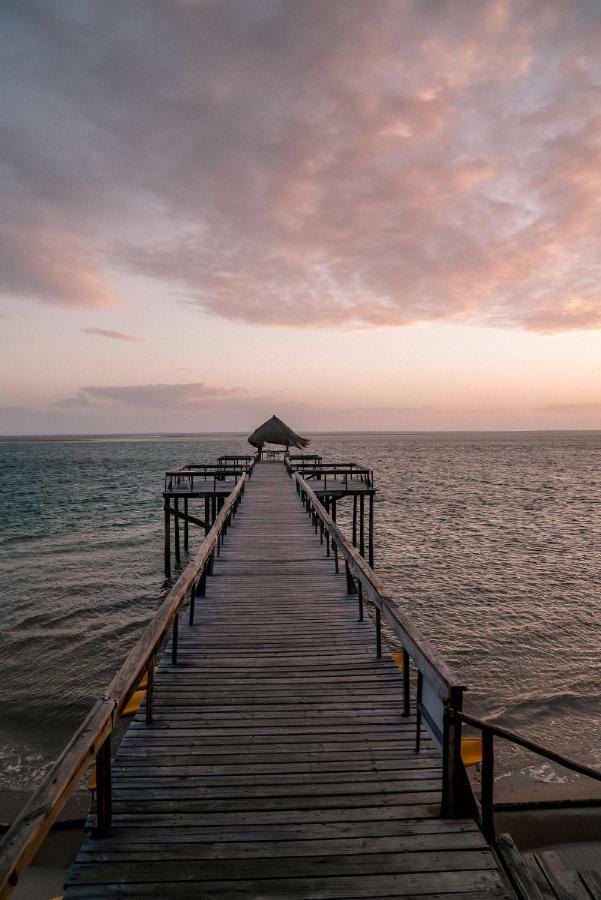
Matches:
[0,431,599,801]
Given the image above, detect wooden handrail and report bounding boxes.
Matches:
[456,710,601,844]
[165,465,246,476]
[294,473,468,819]
[0,475,247,898]
[107,477,246,711]
[302,468,372,478]
[288,462,371,473]
[0,699,114,899]
[294,473,462,700]
[458,711,601,783]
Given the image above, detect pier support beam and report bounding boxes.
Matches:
[331,499,339,574]
[352,496,357,547]
[164,497,171,580]
[359,494,365,558]
[95,736,112,835]
[145,658,155,725]
[369,492,374,568]
[183,498,189,552]
[174,498,181,566]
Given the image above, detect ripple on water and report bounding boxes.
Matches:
[0,432,600,790]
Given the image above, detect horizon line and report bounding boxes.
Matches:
[1,427,601,444]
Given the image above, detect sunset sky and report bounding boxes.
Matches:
[1,0,600,433]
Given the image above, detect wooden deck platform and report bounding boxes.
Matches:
[164,476,373,498]
[64,464,511,898]
[165,479,239,498]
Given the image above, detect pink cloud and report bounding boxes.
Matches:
[0,217,116,309]
[3,1,601,332]
[60,382,245,409]
[81,327,140,341]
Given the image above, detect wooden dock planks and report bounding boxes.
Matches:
[64,464,512,898]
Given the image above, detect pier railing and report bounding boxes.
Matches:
[294,472,467,818]
[0,475,247,899]
[287,453,322,465]
[286,459,373,487]
[217,454,256,465]
[164,459,255,493]
[457,711,601,844]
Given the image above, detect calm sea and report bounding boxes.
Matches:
[0,431,600,804]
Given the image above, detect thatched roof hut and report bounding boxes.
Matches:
[248,415,310,450]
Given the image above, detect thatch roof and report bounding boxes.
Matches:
[248,415,310,450]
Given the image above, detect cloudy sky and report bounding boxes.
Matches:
[1,0,600,433]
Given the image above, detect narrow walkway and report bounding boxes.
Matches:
[65,464,510,898]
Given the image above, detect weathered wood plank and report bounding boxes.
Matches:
[78,817,480,843]
[496,835,544,900]
[78,830,489,860]
[64,870,509,898]
[69,849,498,882]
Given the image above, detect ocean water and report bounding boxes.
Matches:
[0,431,600,804]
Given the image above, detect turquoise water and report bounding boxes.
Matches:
[0,431,600,799]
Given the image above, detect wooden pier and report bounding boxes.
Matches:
[63,463,508,897]
[4,454,601,897]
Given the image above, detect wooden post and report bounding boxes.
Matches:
[95,736,112,835]
[164,497,171,580]
[174,497,181,565]
[415,671,423,753]
[211,496,217,524]
[375,608,382,658]
[441,686,465,818]
[172,612,179,664]
[357,581,364,621]
[204,497,210,535]
[331,500,339,573]
[368,492,374,568]
[145,659,154,725]
[359,494,365,558]
[352,495,357,547]
[183,498,189,552]
[345,561,354,594]
[481,728,495,842]
[402,649,410,717]
[189,584,195,626]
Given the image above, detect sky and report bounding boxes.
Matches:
[1,0,601,434]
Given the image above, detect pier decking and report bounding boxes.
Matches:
[63,464,509,898]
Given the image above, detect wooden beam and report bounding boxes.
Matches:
[163,497,171,580]
[170,509,208,530]
[174,497,181,565]
[183,498,189,552]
